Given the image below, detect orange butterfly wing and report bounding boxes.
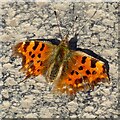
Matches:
[13,40,57,79]
[52,51,110,95]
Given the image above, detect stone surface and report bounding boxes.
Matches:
[67,101,78,113]
[25,113,38,118]
[101,100,113,107]
[84,106,94,112]
[102,19,114,27]
[5,78,17,86]
[0,2,119,119]
[82,113,96,118]
[2,101,11,109]
[1,89,9,99]
[21,95,35,109]
[95,109,104,115]
[40,107,53,118]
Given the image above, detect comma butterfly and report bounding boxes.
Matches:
[12,11,110,96]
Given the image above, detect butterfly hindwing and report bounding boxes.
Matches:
[52,50,110,95]
[13,40,57,79]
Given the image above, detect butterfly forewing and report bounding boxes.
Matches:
[13,40,57,79]
[52,50,110,95]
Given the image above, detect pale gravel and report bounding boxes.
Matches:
[0,1,119,119]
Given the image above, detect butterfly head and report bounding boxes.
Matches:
[60,34,69,47]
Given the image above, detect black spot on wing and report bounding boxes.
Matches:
[30,60,33,63]
[37,60,41,63]
[83,76,88,80]
[33,42,39,50]
[92,70,97,75]
[31,54,35,58]
[75,78,83,85]
[75,71,79,75]
[86,70,91,75]
[29,51,32,56]
[82,76,89,83]
[91,58,98,68]
[37,69,40,72]
[40,61,43,66]
[40,43,45,51]
[38,53,41,58]
[68,78,72,81]
[23,42,30,52]
[78,66,83,70]
[70,70,74,75]
[95,78,101,83]
[81,56,87,64]
[31,65,35,71]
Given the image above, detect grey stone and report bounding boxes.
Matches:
[1,89,9,98]
[82,113,96,118]
[2,101,11,109]
[25,113,38,118]
[21,95,35,109]
[102,19,114,27]
[5,78,17,86]
[84,106,94,112]
[101,100,112,107]
[67,101,78,113]
[40,107,53,118]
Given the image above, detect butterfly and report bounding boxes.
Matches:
[12,11,110,96]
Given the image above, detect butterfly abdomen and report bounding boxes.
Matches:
[47,45,70,81]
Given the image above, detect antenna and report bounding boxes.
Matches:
[69,3,78,36]
[54,11,63,39]
[70,16,78,35]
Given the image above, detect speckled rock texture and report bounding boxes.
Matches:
[0,1,119,119]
